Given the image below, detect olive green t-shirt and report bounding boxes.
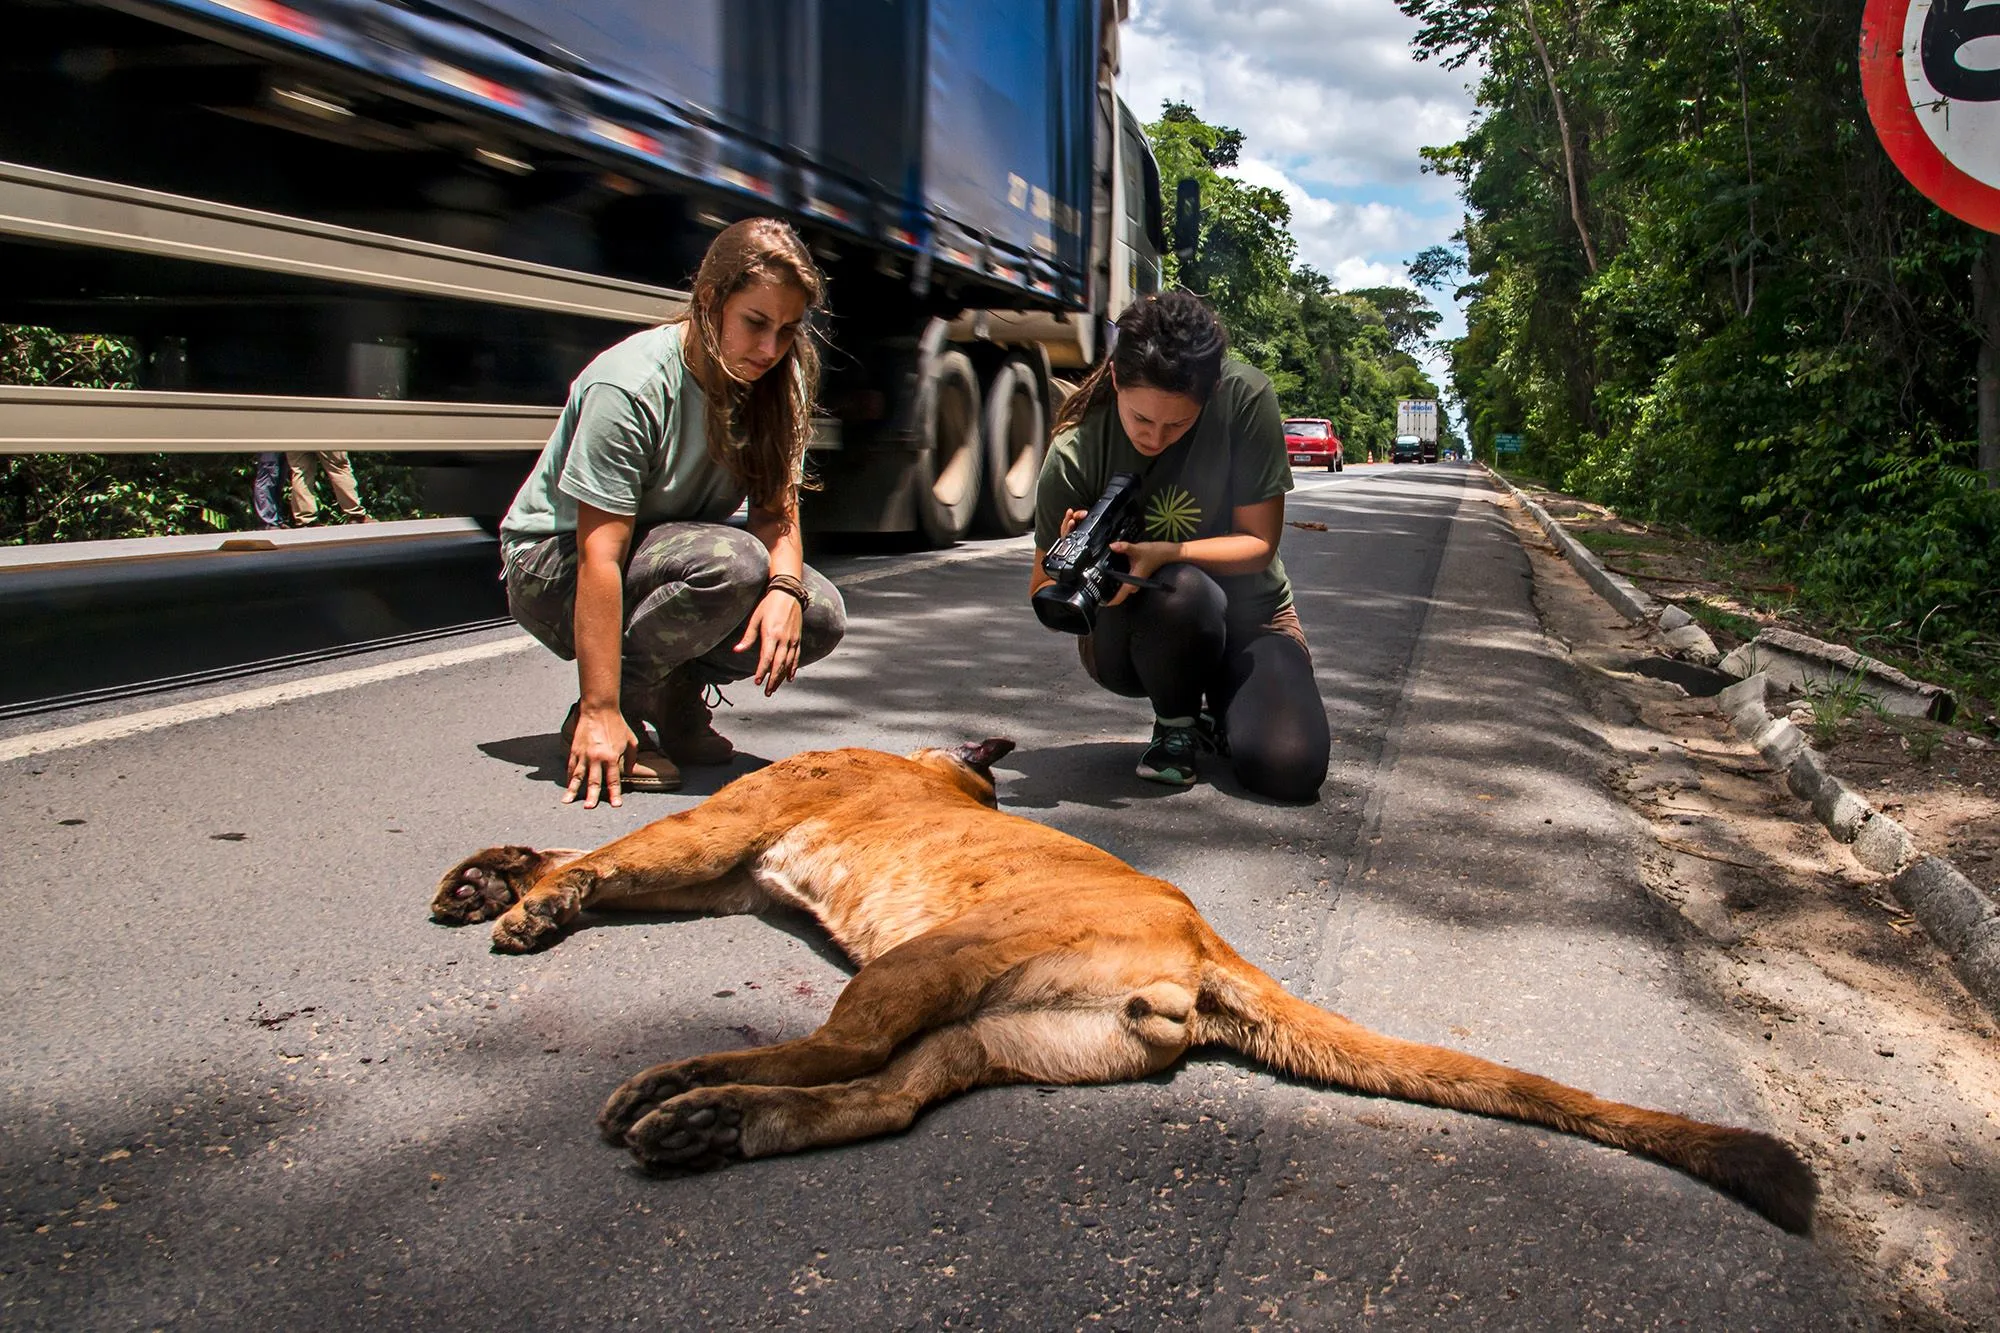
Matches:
[1034,358,1295,632]
[499,323,744,561]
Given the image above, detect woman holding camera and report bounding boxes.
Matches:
[500,218,846,808]
[1029,291,1329,801]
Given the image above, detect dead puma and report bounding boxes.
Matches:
[430,740,1815,1234]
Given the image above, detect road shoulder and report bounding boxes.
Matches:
[1494,484,2000,1330]
[1207,471,1863,1329]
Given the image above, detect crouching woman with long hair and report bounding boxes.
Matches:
[1029,291,1330,802]
[500,218,846,807]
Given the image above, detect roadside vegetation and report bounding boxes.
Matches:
[1144,104,1460,460]
[0,323,425,544]
[1395,0,1999,696]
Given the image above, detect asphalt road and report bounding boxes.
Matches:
[1,464,1869,1328]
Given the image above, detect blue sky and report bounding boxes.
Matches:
[1116,0,1476,345]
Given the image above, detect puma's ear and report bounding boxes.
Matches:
[952,737,1016,778]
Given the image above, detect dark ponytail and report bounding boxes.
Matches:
[1051,290,1229,437]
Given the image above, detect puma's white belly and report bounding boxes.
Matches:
[750,823,959,962]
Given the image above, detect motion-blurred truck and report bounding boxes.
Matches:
[1396,398,1438,464]
[0,0,1171,544]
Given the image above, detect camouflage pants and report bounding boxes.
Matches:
[503,522,846,699]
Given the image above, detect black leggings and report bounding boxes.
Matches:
[1085,563,1331,802]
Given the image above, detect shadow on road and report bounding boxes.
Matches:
[477,731,775,798]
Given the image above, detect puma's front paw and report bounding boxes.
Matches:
[623,1088,747,1176]
[430,846,576,925]
[489,896,568,953]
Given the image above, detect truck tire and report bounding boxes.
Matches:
[975,357,1044,536]
[914,350,983,548]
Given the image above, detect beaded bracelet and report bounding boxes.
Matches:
[767,573,812,609]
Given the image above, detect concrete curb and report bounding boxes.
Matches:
[1718,672,2000,1021]
[1485,469,1659,624]
[1484,467,1723,662]
[1488,466,1997,1018]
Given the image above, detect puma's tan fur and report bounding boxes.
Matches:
[430,741,1815,1234]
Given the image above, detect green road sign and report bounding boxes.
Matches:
[1494,433,1523,454]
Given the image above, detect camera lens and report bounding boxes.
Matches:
[1032,583,1098,635]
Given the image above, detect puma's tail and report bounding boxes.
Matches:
[1196,953,1816,1235]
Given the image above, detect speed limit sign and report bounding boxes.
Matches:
[1863,0,2000,231]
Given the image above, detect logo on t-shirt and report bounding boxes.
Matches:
[1145,484,1202,542]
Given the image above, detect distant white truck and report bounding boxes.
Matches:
[1396,399,1440,464]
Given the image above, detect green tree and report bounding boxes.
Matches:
[1145,105,1440,460]
[1401,0,1999,664]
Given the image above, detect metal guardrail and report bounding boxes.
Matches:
[0,159,688,323]
[0,386,561,453]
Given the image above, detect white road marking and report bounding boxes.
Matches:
[2,536,1035,761]
[0,635,540,762]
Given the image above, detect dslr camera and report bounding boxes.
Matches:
[1032,471,1167,635]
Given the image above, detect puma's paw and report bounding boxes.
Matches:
[429,846,571,925]
[623,1088,747,1177]
[489,896,567,954]
[597,1063,701,1144]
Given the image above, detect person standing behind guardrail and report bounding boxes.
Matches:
[286,449,373,525]
[252,451,288,529]
[497,218,847,808]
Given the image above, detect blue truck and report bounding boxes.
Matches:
[0,0,1169,541]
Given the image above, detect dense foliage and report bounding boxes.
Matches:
[1401,0,1998,664]
[1,325,425,544]
[1146,104,1453,459]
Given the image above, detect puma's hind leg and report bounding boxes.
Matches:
[619,996,1197,1175]
[622,1024,992,1175]
[598,921,1047,1142]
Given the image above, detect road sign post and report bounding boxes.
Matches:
[1862,0,2000,485]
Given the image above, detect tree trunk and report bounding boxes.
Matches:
[1729,0,1758,316]
[1522,0,1598,275]
[1980,232,2000,490]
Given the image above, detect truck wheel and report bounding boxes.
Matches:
[914,350,983,548]
[975,358,1044,536]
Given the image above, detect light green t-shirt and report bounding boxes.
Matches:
[1034,358,1296,631]
[500,324,745,559]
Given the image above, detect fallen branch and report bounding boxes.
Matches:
[1602,564,1797,595]
[1654,836,1766,871]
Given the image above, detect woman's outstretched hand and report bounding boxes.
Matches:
[565,703,637,809]
[735,590,805,696]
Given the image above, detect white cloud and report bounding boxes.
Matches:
[1120,0,1474,190]
[1117,0,1474,348]
[1226,158,1452,290]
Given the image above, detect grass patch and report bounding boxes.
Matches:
[1677,597,1762,644]
[1572,530,1680,559]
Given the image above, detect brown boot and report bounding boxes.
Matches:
[649,670,734,767]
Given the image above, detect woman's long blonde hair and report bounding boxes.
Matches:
[676,218,826,511]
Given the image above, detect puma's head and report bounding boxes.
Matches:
[911,737,1016,807]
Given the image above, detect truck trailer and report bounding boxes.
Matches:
[0,0,1168,543]
[1395,398,1438,464]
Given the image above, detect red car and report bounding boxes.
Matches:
[1283,418,1343,471]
